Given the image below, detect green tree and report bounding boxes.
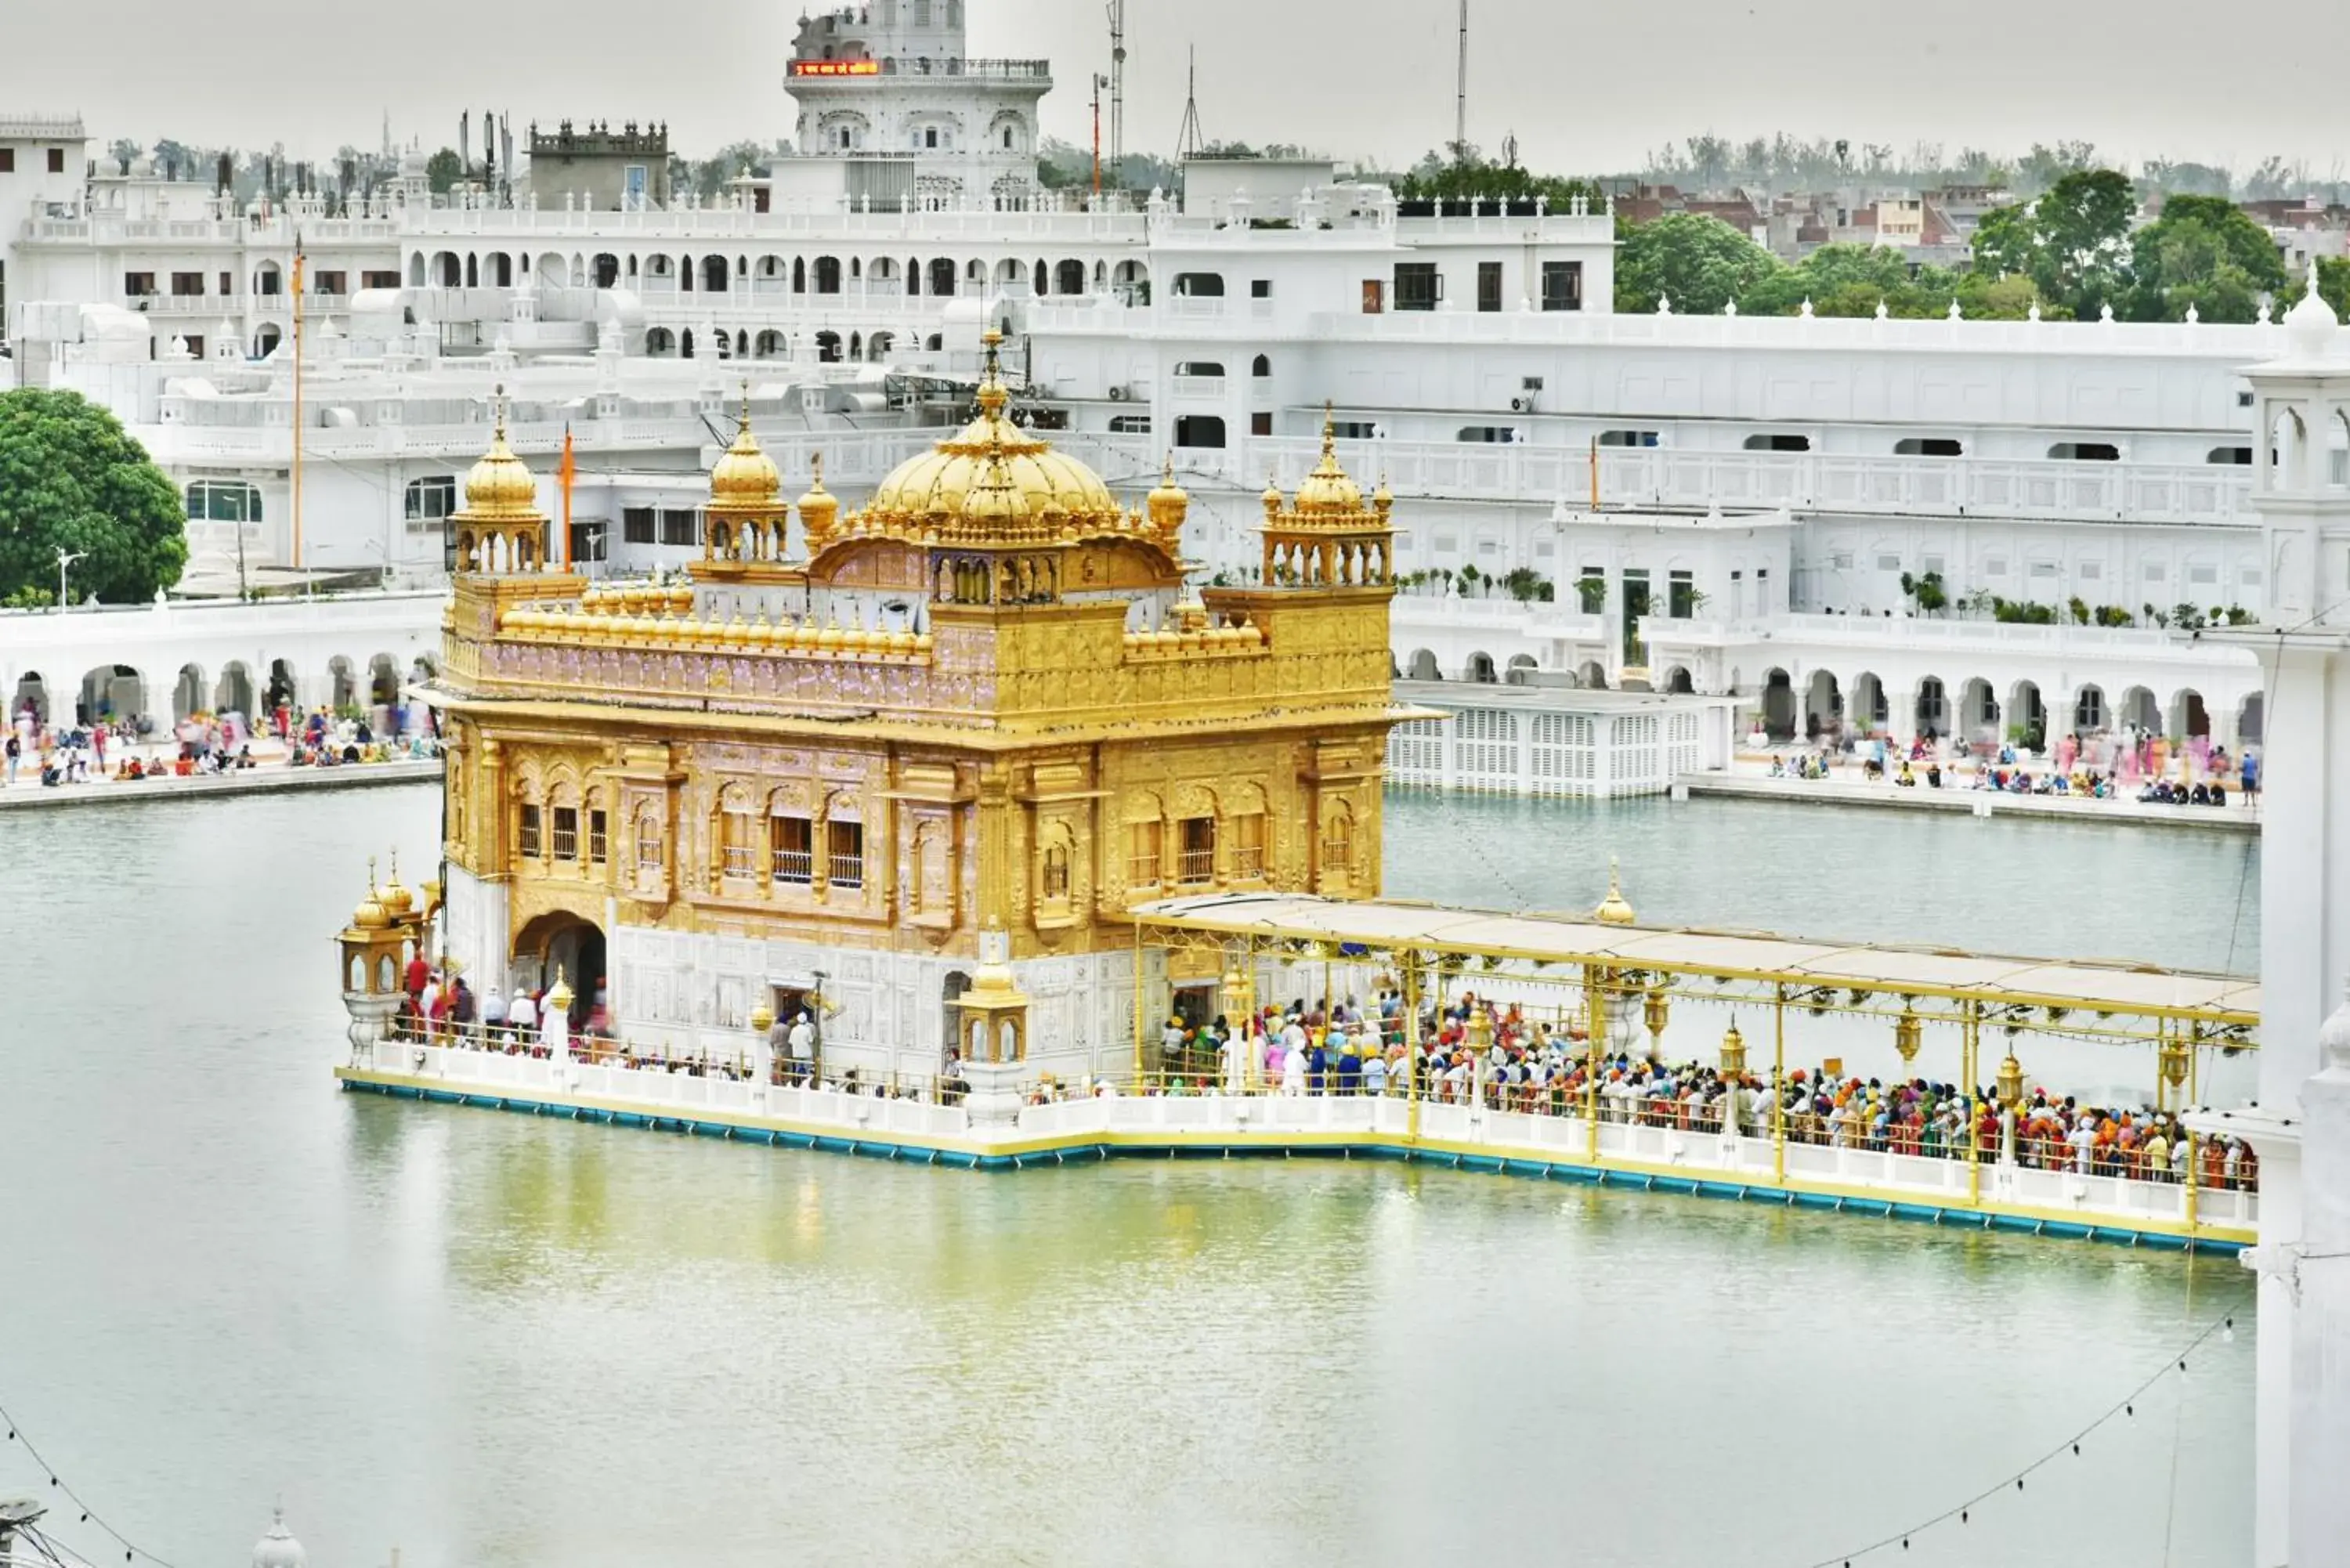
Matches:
[2120,195,2288,322]
[424,147,463,195]
[691,139,774,201]
[2316,256,2350,316]
[1614,211,1783,315]
[1738,243,1911,315]
[1394,154,1604,211]
[1970,168,2135,319]
[0,391,188,605]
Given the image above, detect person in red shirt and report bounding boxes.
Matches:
[405,953,432,1000]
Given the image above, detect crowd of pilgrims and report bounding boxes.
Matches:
[1132,990,2258,1191]
[1775,727,2258,807]
[5,701,437,787]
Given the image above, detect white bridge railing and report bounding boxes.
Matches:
[361,1043,2254,1238]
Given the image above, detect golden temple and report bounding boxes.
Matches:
[423,334,1413,1078]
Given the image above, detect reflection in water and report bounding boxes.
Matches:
[0,786,2257,1568]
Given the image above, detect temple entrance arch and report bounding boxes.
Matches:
[512,910,606,1031]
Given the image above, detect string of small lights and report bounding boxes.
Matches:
[1801,1311,2238,1567]
[0,1396,183,1568]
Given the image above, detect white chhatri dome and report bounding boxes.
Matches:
[252,1508,308,1568]
[2283,269,2341,360]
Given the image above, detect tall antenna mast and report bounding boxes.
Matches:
[1453,0,1470,164]
[1107,0,1127,182]
[1176,45,1203,161]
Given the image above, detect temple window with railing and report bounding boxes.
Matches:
[828,821,865,891]
[552,806,579,861]
[1231,813,1266,880]
[1177,817,1216,886]
[721,806,760,879]
[772,815,815,885]
[1127,820,1162,890]
[588,810,608,866]
[518,804,543,859]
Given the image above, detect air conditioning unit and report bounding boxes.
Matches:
[1509,396,1533,413]
[1107,385,1128,401]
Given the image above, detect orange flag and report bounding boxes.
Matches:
[559,424,577,569]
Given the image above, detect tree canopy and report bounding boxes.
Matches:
[2119,195,2287,322]
[1969,168,2136,319]
[0,390,188,606]
[1614,211,1782,315]
[424,147,462,195]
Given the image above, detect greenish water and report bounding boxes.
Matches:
[1385,790,2263,974]
[0,786,2255,1567]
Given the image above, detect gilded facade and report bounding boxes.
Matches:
[428,336,1412,1079]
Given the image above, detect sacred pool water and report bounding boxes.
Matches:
[0,786,2256,1568]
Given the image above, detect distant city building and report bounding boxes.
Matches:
[525,120,671,211]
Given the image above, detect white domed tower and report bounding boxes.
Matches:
[252,1508,307,1568]
[785,0,1050,209]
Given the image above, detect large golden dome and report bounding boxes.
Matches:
[708,396,783,515]
[461,408,542,521]
[854,331,1126,547]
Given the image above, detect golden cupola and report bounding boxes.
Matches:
[701,388,792,570]
[462,421,541,522]
[1258,407,1396,591]
[451,389,553,576]
[707,400,783,516]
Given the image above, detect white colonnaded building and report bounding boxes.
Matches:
[0,2,2287,783]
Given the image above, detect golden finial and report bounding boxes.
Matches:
[367,854,378,889]
[1321,400,1336,458]
[811,450,824,487]
[492,382,508,440]
[1594,856,1637,926]
[738,378,752,432]
[1162,450,1175,486]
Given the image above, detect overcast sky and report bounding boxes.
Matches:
[6,0,2348,178]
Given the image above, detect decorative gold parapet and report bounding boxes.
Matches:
[492,600,935,664]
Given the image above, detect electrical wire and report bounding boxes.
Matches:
[0,1396,183,1568]
[1801,1311,2237,1568]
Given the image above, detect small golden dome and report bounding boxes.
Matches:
[545,966,574,1013]
[461,403,541,522]
[352,896,391,930]
[1594,861,1637,927]
[1294,410,1364,513]
[1147,453,1190,537]
[379,853,414,916]
[969,959,1017,997]
[708,392,783,514]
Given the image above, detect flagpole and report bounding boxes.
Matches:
[293,243,307,594]
[560,423,575,572]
